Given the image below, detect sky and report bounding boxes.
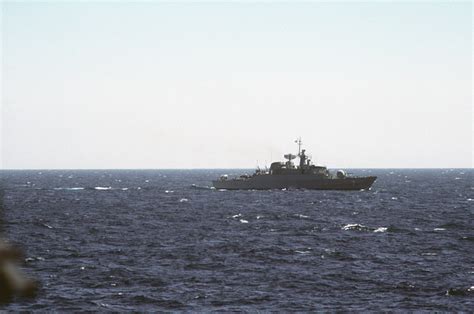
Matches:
[1,1,472,169]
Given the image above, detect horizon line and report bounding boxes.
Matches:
[0,167,472,171]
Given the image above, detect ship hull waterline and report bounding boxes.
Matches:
[212,175,377,190]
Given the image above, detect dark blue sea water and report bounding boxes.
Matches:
[1,169,473,311]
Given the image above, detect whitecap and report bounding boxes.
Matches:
[179,198,189,203]
[95,186,112,190]
[342,223,369,231]
[165,190,174,193]
[342,223,359,230]
[297,214,309,219]
[374,227,388,233]
[121,188,128,191]
[295,250,310,254]
[434,228,446,231]
[455,177,461,180]
[25,256,45,263]
[422,252,437,256]
[391,197,398,200]
[467,199,473,201]
[191,184,212,190]
[256,215,262,219]
[240,219,249,224]
[232,214,242,219]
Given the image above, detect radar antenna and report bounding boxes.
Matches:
[295,137,302,156]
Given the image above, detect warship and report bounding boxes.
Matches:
[212,139,376,190]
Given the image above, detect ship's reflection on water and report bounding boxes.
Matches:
[0,188,38,303]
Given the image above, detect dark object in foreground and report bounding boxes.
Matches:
[213,139,377,190]
[0,240,39,302]
[0,188,38,303]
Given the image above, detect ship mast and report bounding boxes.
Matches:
[295,137,302,156]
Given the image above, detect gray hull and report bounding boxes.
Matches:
[213,175,376,190]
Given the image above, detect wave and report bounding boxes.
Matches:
[342,224,404,233]
[50,187,141,191]
[341,224,373,232]
[446,286,474,296]
[94,186,113,190]
[190,184,214,190]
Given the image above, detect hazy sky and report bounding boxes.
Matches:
[1,1,472,169]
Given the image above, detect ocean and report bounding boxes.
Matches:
[0,169,473,311]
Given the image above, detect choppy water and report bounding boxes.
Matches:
[1,169,473,311]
